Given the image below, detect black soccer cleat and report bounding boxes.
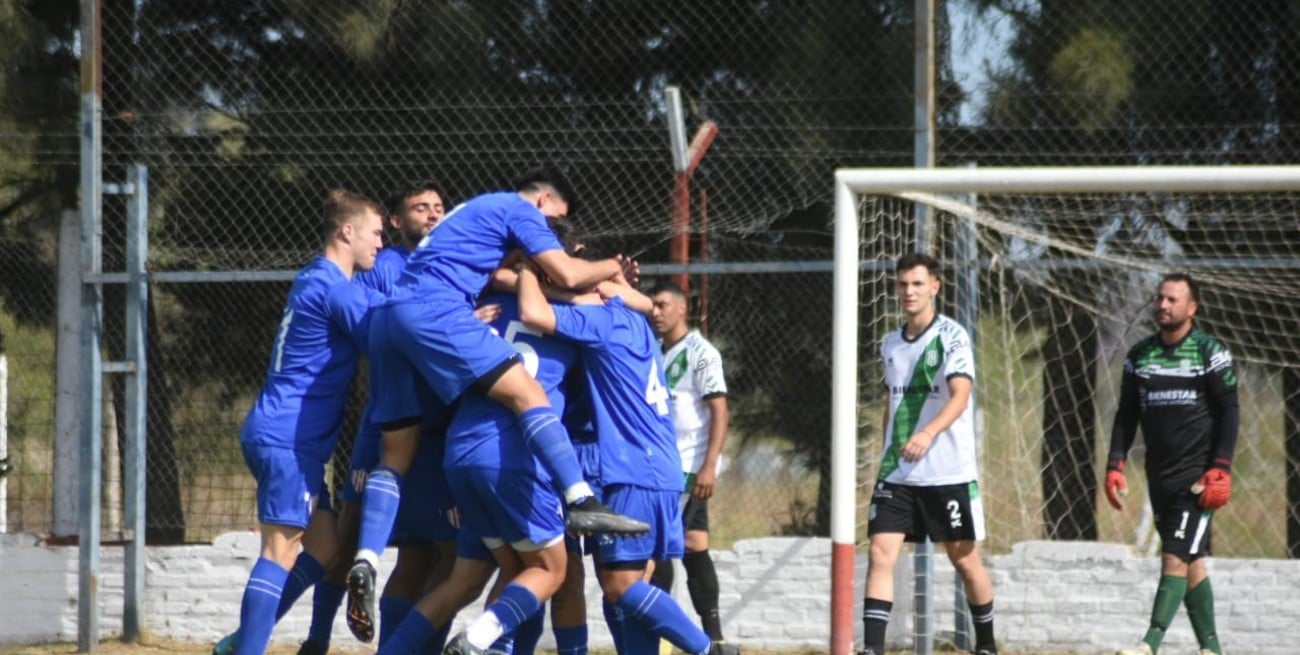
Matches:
[345,560,378,643]
[443,632,487,655]
[710,641,741,655]
[565,496,650,536]
[296,638,328,655]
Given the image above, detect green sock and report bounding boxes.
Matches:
[1141,575,1188,653]
[1184,578,1222,654]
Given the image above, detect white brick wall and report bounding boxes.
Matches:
[2,532,1298,653]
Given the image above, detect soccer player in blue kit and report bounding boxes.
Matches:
[308,181,457,652]
[225,189,386,655]
[515,267,726,655]
[378,281,581,655]
[348,168,648,637]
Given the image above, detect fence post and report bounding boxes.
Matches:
[122,164,149,641]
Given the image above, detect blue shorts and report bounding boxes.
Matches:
[342,420,458,544]
[241,442,328,530]
[444,465,565,549]
[594,485,683,565]
[456,518,495,561]
[391,435,458,544]
[372,301,519,411]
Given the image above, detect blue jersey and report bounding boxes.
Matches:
[240,256,379,461]
[392,192,563,306]
[445,293,580,474]
[552,297,681,490]
[353,245,409,297]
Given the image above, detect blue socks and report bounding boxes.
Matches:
[380,596,417,646]
[513,606,546,655]
[603,601,626,655]
[616,580,712,655]
[274,552,326,621]
[234,557,289,655]
[357,466,403,563]
[378,610,437,655]
[519,408,588,501]
[423,620,452,655]
[307,581,345,647]
[490,584,545,637]
[553,624,588,655]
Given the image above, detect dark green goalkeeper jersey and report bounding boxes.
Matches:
[1107,326,1240,489]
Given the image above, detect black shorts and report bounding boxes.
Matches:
[681,495,709,533]
[1151,484,1213,562]
[867,481,985,543]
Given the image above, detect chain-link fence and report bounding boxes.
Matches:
[3,1,1300,550]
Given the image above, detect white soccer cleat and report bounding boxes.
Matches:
[1115,644,1153,655]
[1197,650,1223,655]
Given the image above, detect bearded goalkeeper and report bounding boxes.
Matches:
[1106,272,1239,655]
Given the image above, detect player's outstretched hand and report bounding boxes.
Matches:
[1191,468,1232,510]
[1104,460,1128,510]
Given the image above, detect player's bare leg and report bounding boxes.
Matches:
[860,533,905,655]
[447,542,568,655]
[944,539,997,654]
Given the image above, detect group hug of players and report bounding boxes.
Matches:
[217,168,739,655]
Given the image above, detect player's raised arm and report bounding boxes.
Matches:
[596,278,654,315]
[518,267,559,334]
[531,248,621,290]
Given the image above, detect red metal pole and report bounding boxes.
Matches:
[698,185,709,336]
[671,171,691,293]
[668,120,718,295]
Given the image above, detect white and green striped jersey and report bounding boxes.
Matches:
[878,314,977,486]
[662,329,728,475]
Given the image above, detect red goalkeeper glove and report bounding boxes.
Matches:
[1192,462,1232,510]
[1104,459,1128,510]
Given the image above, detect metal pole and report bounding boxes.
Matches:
[78,0,104,651]
[912,1,936,653]
[55,210,83,539]
[951,165,979,652]
[828,178,860,655]
[0,353,6,534]
[123,164,149,642]
[666,86,692,293]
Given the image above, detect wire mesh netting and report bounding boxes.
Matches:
[853,192,1300,557]
[1,1,1300,550]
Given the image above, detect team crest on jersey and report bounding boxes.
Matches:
[925,349,939,368]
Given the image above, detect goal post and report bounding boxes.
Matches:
[829,166,1300,655]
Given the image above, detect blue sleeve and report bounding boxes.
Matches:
[330,283,381,351]
[553,303,614,348]
[508,202,564,256]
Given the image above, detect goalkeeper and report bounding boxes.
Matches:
[1105,272,1239,655]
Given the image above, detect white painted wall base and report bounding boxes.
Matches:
[2,533,1297,654]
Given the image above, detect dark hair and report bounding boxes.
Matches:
[549,218,586,256]
[647,280,687,300]
[515,166,579,216]
[322,188,383,242]
[386,180,447,216]
[896,252,941,278]
[1160,272,1200,303]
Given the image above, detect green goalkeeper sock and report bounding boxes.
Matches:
[1184,578,1222,654]
[1141,575,1188,653]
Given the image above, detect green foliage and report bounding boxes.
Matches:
[1049,28,1131,131]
